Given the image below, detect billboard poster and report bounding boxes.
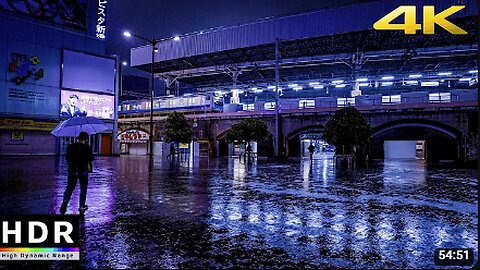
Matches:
[60,90,114,120]
[62,50,115,94]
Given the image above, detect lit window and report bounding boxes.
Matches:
[243,104,255,111]
[337,98,355,107]
[382,95,401,105]
[298,99,315,109]
[429,92,451,103]
[264,102,276,110]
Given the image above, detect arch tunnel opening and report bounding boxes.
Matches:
[285,122,461,164]
[371,124,460,163]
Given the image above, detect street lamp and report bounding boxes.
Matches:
[124,31,159,169]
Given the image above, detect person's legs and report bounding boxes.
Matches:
[78,172,89,212]
[60,171,78,214]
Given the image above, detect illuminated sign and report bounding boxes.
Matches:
[96,0,107,39]
[118,130,149,143]
[60,90,114,120]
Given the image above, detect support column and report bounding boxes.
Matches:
[350,52,367,98]
[225,66,243,104]
[274,38,282,158]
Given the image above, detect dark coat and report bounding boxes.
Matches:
[66,142,94,172]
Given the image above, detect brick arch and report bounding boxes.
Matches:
[370,119,463,162]
[215,125,274,157]
[215,120,275,141]
[285,125,326,157]
[371,119,462,140]
[286,125,325,140]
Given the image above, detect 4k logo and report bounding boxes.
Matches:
[373,6,467,35]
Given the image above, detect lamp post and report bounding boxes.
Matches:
[120,61,127,97]
[124,31,158,170]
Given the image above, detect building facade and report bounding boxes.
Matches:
[0,0,118,155]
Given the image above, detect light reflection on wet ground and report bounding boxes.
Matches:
[0,156,477,269]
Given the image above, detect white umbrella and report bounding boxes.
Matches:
[51,116,109,137]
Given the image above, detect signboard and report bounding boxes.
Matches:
[11,131,24,141]
[118,130,149,144]
[0,118,57,131]
[60,90,114,120]
[96,0,107,39]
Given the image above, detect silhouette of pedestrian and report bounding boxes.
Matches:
[167,143,175,158]
[308,143,315,161]
[60,132,94,215]
[246,143,252,159]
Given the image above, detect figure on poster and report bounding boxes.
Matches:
[61,94,87,118]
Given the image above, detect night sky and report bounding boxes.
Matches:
[106,0,373,76]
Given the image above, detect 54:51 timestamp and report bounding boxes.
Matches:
[434,248,474,266]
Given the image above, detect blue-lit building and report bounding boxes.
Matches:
[0,0,119,155]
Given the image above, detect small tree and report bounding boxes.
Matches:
[322,107,370,155]
[225,118,269,157]
[163,112,193,156]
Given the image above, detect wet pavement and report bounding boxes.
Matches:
[0,156,477,269]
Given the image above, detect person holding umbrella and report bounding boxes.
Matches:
[60,131,94,215]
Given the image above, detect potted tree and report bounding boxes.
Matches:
[322,107,371,168]
[163,112,193,159]
[224,118,269,159]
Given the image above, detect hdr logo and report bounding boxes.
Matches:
[0,215,80,261]
[373,6,467,34]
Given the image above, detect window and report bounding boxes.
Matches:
[382,95,401,105]
[132,103,143,110]
[243,104,255,111]
[298,99,315,109]
[264,102,276,110]
[429,92,451,103]
[337,98,355,107]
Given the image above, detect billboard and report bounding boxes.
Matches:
[60,90,114,120]
[62,50,115,94]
